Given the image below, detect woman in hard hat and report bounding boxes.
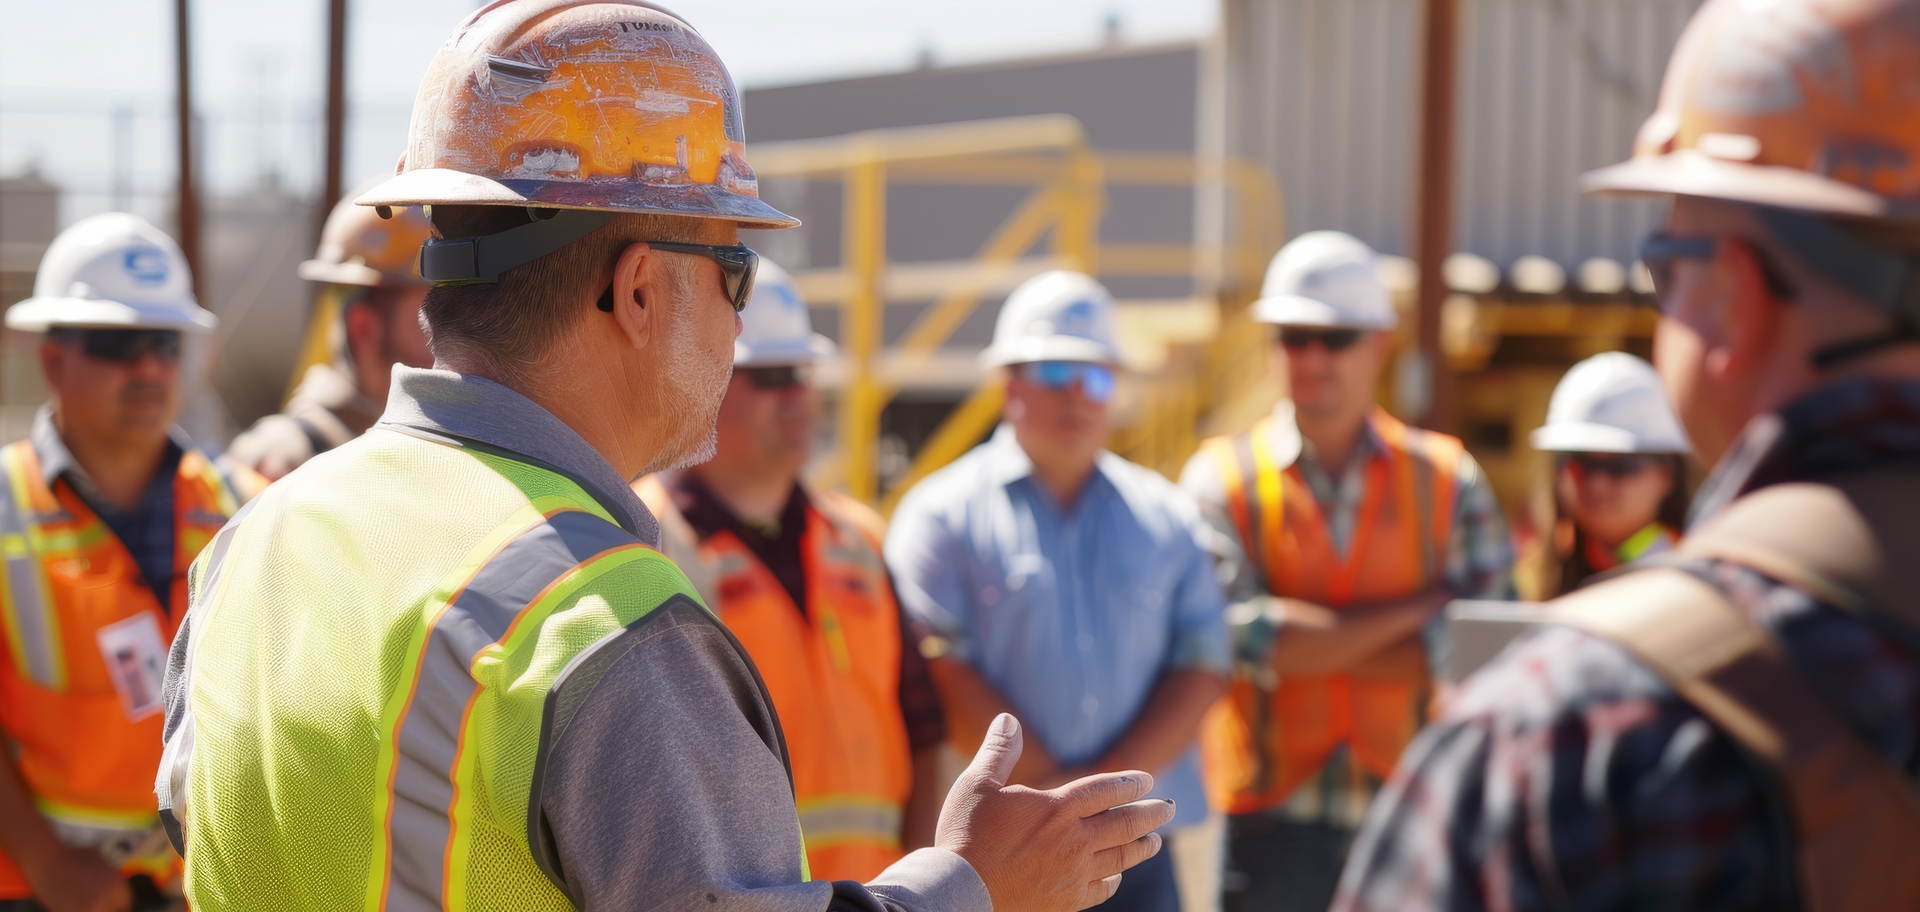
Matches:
[1522,352,1691,597]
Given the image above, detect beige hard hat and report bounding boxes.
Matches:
[299,187,432,287]
[1581,0,1920,221]
[358,0,793,229]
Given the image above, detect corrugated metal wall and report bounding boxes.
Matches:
[1223,0,1701,270]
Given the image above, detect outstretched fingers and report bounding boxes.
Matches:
[1056,770,1157,817]
[1080,798,1175,854]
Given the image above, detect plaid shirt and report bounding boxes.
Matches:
[1180,405,1517,827]
[1333,378,1920,912]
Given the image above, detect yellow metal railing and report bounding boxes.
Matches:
[746,115,1285,507]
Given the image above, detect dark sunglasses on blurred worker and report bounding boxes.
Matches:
[1019,360,1116,404]
[48,328,183,364]
[1561,452,1661,479]
[1638,232,1795,316]
[741,365,810,390]
[1277,327,1364,352]
[596,242,760,313]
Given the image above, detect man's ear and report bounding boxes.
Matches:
[1713,238,1786,382]
[343,302,383,363]
[38,339,65,391]
[608,241,654,352]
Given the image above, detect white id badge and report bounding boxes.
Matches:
[96,612,168,721]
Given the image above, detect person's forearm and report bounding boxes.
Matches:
[0,746,61,882]
[1268,590,1450,677]
[902,749,943,851]
[1088,669,1226,779]
[926,656,1058,784]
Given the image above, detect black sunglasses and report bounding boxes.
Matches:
[740,365,810,390]
[597,242,760,314]
[1561,452,1662,479]
[1638,232,1796,315]
[49,328,182,364]
[1277,327,1364,352]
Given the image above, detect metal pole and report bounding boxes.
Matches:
[174,0,201,299]
[1414,0,1459,431]
[321,0,348,226]
[841,157,886,503]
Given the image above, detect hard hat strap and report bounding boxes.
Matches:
[418,209,616,286]
[1755,206,1920,369]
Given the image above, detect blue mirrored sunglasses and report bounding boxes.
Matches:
[1022,361,1116,404]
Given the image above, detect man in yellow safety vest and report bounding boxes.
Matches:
[157,4,1173,911]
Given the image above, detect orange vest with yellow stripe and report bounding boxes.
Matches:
[1198,408,1463,814]
[0,440,248,896]
[701,490,913,882]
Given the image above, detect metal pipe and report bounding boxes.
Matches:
[322,0,348,226]
[174,0,200,298]
[1414,0,1459,431]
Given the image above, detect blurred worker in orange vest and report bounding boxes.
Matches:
[1180,231,1514,912]
[1335,1,1920,909]
[0,214,260,912]
[225,191,434,479]
[636,260,946,881]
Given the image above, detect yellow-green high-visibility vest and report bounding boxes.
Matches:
[158,427,803,911]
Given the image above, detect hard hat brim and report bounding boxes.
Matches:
[1529,421,1687,455]
[296,259,427,288]
[1579,151,1896,219]
[5,297,217,334]
[981,336,1122,368]
[735,333,837,367]
[1252,294,1397,330]
[356,169,801,230]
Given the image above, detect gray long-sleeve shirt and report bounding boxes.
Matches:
[160,367,989,912]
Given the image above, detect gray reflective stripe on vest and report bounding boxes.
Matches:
[0,458,59,688]
[386,509,637,912]
[796,801,903,848]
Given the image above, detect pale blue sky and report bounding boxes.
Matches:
[0,0,1214,223]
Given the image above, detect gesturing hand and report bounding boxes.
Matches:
[935,713,1176,912]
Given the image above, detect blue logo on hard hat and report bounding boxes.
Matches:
[124,249,170,286]
[1057,299,1098,337]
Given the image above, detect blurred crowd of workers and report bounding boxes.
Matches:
[2,0,1920,910]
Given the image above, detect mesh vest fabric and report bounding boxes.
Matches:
[169,428,748,911]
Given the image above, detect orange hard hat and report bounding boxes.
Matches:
[1582,0,1920,221]
[299,186,433,287]
[358,0,794,229]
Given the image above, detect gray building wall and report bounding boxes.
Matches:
[739,44,1206,349]
[1222,0,1701,270]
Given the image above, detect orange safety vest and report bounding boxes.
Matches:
[1197,408,1464,814]
[650,485,915,882]
[0,440,248,897]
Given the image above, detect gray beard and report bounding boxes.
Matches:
[641,303,732,475]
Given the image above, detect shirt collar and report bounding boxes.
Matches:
[981,424,1119,503]
[376,366,662,547]
[31,403,192,492]
[1287,403,1386,474]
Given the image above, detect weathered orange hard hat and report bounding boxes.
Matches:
[1582,0,1920,221]
[299,187,433,287]
[358,0,795,229]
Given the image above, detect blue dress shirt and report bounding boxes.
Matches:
[884,426,1229,828]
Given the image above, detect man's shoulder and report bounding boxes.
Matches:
[1451,622,1677,727]
[1097,452,1206,527]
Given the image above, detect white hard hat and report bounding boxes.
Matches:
[735,259,833,367]
[1530,352,1690,454]
[7,213,216,334]
[982,271,1122,368]
[1252,231,1397,331]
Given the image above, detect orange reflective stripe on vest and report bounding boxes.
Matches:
[0,440,242,896]
[1199,409,1463,814]
[704,490,912,882]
